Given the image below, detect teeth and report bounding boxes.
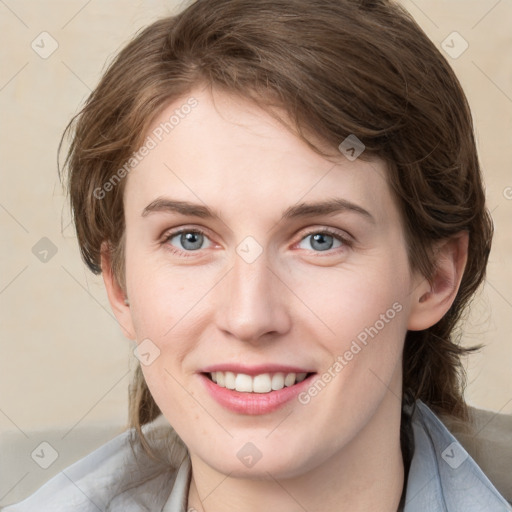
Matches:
[253,374,272,393]
[235,373,253,392]
[209,371,309,393]
[271,372,284,390]
[284,372,296,387]
[224,371,236,390]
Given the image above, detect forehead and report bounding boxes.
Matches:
[123,87,399,227]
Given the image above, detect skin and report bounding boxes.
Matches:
[102,85,468,512]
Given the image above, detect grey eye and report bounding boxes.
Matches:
[169,231,210,251]
[298,233,342,252]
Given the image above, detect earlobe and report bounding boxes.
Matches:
[100,242,136,340]
[407,231,469,331]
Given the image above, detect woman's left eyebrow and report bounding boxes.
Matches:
[141,197,375,224]
[282,198,375,224]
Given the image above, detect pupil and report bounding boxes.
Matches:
[181,232,203,250]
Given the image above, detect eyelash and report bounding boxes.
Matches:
[297,227,353,254]
[162,229,212,258]
[162,227,352,257]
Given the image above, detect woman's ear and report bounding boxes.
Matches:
[407,231,469,331]
[100,242,136,340]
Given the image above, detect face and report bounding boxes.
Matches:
[118,86,424,479]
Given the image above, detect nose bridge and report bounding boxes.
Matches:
[215,248,290,342]
[232,252,270,305]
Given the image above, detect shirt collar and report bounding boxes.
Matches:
[162,455,191,512]
[404,400,510,511]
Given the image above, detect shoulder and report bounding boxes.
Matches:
[405,400,512,512]
[1,428,134,512]
[1,417,187,512]
[445,403,512,504]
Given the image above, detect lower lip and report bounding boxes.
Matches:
[199,373,316,415]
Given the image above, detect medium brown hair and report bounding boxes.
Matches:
[60,0,492,459]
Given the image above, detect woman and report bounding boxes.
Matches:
[3,0,510,510]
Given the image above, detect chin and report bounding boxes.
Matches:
[194,440,321,481]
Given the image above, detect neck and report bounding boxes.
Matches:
[187,389,405,512]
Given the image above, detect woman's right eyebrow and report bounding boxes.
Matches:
[142,198,215,218]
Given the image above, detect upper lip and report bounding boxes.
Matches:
[199,364,315,376]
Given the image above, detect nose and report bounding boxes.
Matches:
[214,250,292,344]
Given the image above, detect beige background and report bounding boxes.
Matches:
[0,0,511,505]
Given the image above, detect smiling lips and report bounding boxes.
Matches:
[199,365,316,414]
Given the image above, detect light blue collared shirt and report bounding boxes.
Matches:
[3,401,510,511]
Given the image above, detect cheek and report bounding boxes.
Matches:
[123,251,212,386]
[290,254,410,345]
[290,253,411,415]
[126,254,216,339]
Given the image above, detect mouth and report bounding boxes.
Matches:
[198,368,317,415]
